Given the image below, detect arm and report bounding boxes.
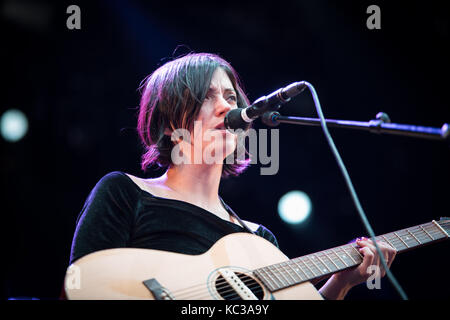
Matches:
[69,172,139,264]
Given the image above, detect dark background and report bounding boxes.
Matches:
[3,0,449,300]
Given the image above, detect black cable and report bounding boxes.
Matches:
[304,82,408,300]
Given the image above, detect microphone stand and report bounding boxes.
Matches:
[253,79,449,299]
[258,81,450,300]
[262,111,450,142]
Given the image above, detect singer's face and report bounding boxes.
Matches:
[191,68,239,163]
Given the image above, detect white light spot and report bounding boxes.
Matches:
[278,190,312,224]
[1,109,28,142]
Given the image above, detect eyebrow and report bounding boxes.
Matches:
[207,86,237,95]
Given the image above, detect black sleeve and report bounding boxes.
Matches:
[69,171,139,264]
[255,224,280,249]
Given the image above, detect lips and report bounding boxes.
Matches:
[214,122,226,130]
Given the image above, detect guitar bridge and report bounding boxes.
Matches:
[142,278,174,300]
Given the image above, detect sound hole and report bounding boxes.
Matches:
[215,272,264,300]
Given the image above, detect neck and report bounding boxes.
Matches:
[253,219,449,293]
[161,163,223,208]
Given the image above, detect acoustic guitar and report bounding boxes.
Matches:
[64,217,449,300]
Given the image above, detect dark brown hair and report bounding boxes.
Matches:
[137,52,251,177]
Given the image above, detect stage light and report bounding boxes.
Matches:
[278,190,312,224]
[0,109,29,142]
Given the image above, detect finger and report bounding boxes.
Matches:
[357,239,380,272]
[386,245,397,269]
[373,241,396,275]
[357,246,375,278]
[376,242,392,274]
[380,251,389,277]
[388,252,396,268]
[357,239,378,260]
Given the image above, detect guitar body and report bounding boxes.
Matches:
[65,232,323,300]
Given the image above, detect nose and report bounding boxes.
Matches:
[214,96,232,117]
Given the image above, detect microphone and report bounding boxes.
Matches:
[224,81,307,130]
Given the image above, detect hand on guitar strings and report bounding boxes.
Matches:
[319,237,397,299]
[335,237,397,288]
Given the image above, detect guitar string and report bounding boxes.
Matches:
[169,262,322,299]
[165,273,262,300]
[175,247,379,300]
[175,276,267,300]
[168,247,361,299]
[175,240,417,299]
[172,247,442,298]
[171,225,440,297]
[167,228,444,299]
[167,270,287,299]
[170,238,442,299]
[164,252,345,297]
[169,273,266,299]
[155,225,447,299]
[175,279,264,300]
[196,223,450,300]
[187,224,448,299]
[162,253,341,298]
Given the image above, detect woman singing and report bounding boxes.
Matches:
[68,52,396,300]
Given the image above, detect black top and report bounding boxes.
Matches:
[69,171,279,265]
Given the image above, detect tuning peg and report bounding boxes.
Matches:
[375,112,391,123]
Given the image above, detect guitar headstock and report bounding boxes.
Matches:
[438,217,450,236]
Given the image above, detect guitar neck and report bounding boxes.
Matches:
[254,219,449,292]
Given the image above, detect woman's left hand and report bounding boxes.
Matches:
[333,237,397,288]
[319,237,397,299]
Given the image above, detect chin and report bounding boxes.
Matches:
[224,135,238,155]
[200,131,238,164]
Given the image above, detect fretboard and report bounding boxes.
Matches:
[254,219,449,292]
